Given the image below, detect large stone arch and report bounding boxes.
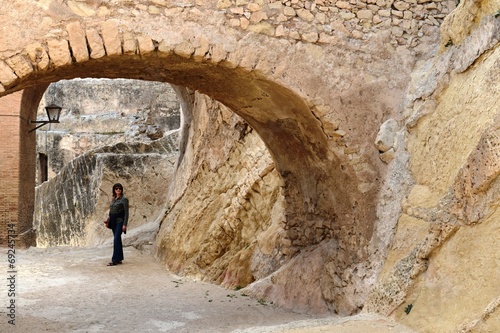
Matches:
[0,17,373,263]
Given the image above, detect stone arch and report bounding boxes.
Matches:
[1,21,373,272]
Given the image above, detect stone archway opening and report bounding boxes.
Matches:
[7,51,368,248]
[2,45,375,314]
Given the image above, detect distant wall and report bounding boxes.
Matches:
[35,79,181,184]
[34,134,180,247]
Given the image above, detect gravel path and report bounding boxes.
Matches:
[0,245,416,333]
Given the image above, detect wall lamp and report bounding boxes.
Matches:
[29,104,62,133]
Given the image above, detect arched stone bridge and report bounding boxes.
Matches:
[0,0,450,279]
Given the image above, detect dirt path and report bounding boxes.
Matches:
[0,246,416,333]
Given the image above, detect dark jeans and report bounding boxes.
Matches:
[112,221,124,263]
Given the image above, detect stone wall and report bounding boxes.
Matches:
[156,92,285,288]
[34,134,180,247]
[33,78,182,246]
[219,0,454,47]
[157,89,370,315]
[0,0,433,269]
[35,79,181,183]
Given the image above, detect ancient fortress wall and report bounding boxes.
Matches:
[0,0,426,269]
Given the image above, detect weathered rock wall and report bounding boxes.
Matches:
[155,89,369,315]
[0,2,441,300]
[155,91,286,288]
[154,1,500,324]
[364,6,500,333]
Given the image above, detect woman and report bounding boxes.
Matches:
[107,183,129,266]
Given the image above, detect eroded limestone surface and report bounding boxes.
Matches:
[365,7,500,332]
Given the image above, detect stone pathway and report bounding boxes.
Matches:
[0,245,416,333]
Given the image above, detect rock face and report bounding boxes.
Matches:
[154,4,500,329]
[155,92,284,289]
[364,10,500,333]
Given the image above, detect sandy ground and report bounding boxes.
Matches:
[0,245,416,333]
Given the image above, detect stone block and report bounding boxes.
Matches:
[209,43,227,63]
[66,21,89,63]
[122,32,137,55]
[357,9,373,20]
[268,2,283,10]
[275,24,286,37]
[283,6,296,16]
[302,31,319,43]
[339,11,356,20]
[193,36,210,61]
[250,10,268,23]
[296,9,315,21]
[25,43,50,70]
[101,20,122,56]
[240,48,259,69]
[394,1,411,10]
[6,55,33,79]
[47,39,72,67]
[158,40,174,57]
[137,34,156,56]
[0,61,17,87]
[336,1,351,9]
[240,17,250,29]
[223,51,240,69]
[86,29,106,59]
[217,0,232,9]
[174,41,195,59]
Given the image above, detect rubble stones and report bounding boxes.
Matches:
[219,0,452,47]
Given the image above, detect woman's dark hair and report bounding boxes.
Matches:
[112,183,124,197]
